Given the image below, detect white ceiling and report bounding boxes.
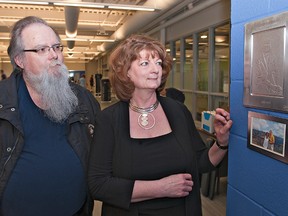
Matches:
[0,0,197,64]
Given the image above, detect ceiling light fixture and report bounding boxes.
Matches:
[0,1,156,11]
[83,52,99,55]
[108,5,155,12]
[0,0,49,5]
[64,51,81,54]
[89,39,115,42]
[62,38,88,42]
[53,2,105,9]
[65,31,78,38]
[80,57,93,60]
[215,36,226,43]
[67,56,78,59]
[62,38,115,42]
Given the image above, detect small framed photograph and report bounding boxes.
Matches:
[243,11,288,113]
[248,111,288,164]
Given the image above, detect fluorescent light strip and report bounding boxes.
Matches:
[84,52,99,54]
[66,61,89,64]
[89,39,115,42]
[53,2,105,8]
[80,57,93,60]
[64,51,81,54]
[0,0,49,5]
[54,2,155,11]
[108,5,155,11]
[62,38,115,42]
[62,38,88,42]
[0,1,156,11]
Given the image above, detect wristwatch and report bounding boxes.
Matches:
[215,140,228,150]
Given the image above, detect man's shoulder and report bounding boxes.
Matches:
[71,83,100,108]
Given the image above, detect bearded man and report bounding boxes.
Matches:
[0,16,100,216]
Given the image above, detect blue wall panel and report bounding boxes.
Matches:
[229,81,247,138]
[230,24,245,81]
[227,186,262,216]
[229,0,288,215]
[231,0,270,24]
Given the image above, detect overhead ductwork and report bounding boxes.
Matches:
[64,3,80,50]
[66,40,75,50]
[62,0,180,52]
[99,0,180,52]
[64,6,80,38]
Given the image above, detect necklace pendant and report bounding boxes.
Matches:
[129,100,158,130]
[137,113,156,130]
[140,113,149,126]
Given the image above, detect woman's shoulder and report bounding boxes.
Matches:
[159,95,188,112]
[102,100,126,110]
[100,100,128,117]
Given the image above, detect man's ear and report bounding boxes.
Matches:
[14,55,24,69]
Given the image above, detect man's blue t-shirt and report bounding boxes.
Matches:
[2,77,86,216]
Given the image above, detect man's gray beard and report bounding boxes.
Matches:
[24,61,78,123]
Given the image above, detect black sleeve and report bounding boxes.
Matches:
[88,109,134,209]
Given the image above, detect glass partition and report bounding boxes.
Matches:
[197,31,209,91]
[184,37,193,90]
[165,22,230,120]
[213,23,230,94]
[172,40,181,89]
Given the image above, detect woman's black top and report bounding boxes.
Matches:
[88,96,215,216]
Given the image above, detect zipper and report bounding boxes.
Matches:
[0,132,21,179]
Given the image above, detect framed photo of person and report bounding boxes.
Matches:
[243,11,288,113]
[248,111,288,164]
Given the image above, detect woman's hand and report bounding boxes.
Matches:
[132,173,193,202]
[214,108,233,147]
[158,173,193,198]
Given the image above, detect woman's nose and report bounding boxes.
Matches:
[152,62,160,72]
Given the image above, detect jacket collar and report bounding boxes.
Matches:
[0,69,24,133]
[0,69,21,109]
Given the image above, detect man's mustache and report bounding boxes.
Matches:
[50,60,62,67]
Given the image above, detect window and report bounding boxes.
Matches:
[184,37,193,90]
[166,22,230,122]
[183,37,194,111]
[197,31,209,92]
[171,40,181,89]
[212,23,230,111]
[165,43,172,87]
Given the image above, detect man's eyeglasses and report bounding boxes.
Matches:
[23,44,64,56]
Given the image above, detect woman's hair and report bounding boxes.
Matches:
[109,34,172,101]
[7,16,61,69]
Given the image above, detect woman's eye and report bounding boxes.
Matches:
[156,61,162,66]
[140,61,148,66]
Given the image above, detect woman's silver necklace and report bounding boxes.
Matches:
[129,100,159,130]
